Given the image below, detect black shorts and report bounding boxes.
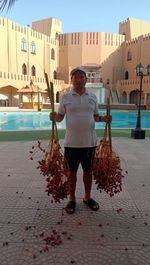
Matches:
[64,147,96,172]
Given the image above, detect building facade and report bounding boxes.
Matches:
[0,16,150,108]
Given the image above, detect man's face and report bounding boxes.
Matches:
[71,71,87,90]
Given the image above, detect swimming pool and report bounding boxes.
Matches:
[0,110,150,131]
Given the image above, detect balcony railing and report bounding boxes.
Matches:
[87,77,102,83]
[0,71,65,86]
[116,77,150,91]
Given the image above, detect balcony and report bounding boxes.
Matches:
[116,77,150,93]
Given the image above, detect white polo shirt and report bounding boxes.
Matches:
[58,88,99,147]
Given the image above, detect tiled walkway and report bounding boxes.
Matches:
[0,138,150,265]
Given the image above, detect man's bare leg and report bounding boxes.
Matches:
[68,171,77,201]
[83,171,92,201]
[65,171,77,214]
[83,171,99,211]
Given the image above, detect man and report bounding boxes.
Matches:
[50,67,112,214]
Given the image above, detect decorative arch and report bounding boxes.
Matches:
[31,41,36,54]
[121,91,127,104]
[130,90,138,104]
[31,65,36,76]
[127,50,132,61]
[55,32,59,39]
[56,91,60,103]
[22,64,27,75]
[53,70,57,79]
[125,71,129,80]
[51,48,55,60]
[21,38,27,51]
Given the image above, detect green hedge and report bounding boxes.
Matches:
[0,129,150,141]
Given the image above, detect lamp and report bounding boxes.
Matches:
[37,86,41,111]
[131,63,150,139]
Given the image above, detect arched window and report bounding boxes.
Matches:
[122,91,127,104]
[130,90,139,104]
[125,71,129,80]
[31,65,36,76]
[53,70,57,79]
[31,41,36,54]
[106,78,110,84]
[22,64,27,75]
[55,32,59,39]
[127,50,132,61]
[21,38,27,51]
[51,48,55,60]
[56,91,59,103]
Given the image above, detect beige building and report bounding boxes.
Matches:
[0,17,67,108]
[0,16,150,108]
[117,17,150,108]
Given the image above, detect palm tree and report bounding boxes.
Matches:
[0,0,16,11]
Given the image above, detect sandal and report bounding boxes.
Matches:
[83,198,99,211]
[65,201,76,214]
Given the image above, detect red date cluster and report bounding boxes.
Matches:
[92,139,127,197]
[30,139,70,203]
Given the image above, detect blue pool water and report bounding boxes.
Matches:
[0,111,150,131]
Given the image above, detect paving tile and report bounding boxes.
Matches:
[0,224,26,243]
[0,196,19,209]
[0,187,25,196]
[33,209,63,225]
[38,196,66,210]
[15,196,42,210]
[7,209,37,224]
[0,209,10,223]
[0,243,24,265]
[17,244,57,265]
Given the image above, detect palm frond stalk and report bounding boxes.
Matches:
[0,0,16,11]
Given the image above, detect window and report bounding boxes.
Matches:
[31,65,36,76]
[51,48,55,60]
[22,64,27,75]
[125,71,129,80]
[127,50,132,61]
[56,91,59,102]
[106,79,110,84]
[53,70,57,79]
[31,41,36,54]
[21,38,27,51]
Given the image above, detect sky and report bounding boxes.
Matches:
[1,0,150,34]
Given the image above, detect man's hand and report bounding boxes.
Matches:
[104,115,112,123]
[99,115,112,123]
[49,112,64,122]
[49,112,58,121]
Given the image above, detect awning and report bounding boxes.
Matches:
[18,84,47,94]
[0,85,18,93]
